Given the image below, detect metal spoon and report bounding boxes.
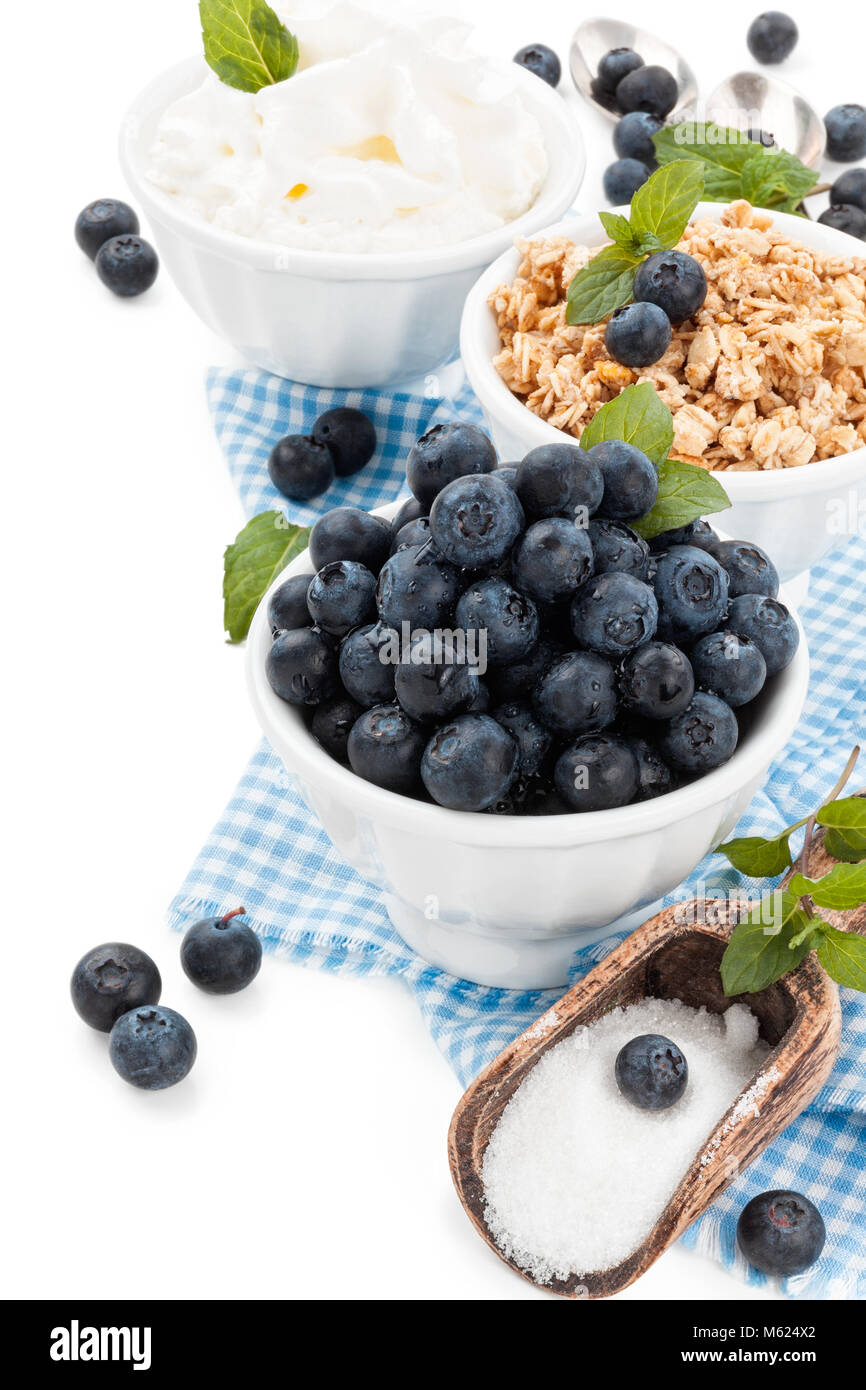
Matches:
[569,17,698,123]
[706,71,826,168]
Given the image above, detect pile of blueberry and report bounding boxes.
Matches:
[74,199,159,296]
[268,407,377,502]
[263,421,799,816]
[71,909,261,1091]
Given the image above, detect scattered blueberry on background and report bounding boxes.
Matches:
[75,197,158,296]
[746,12,798,65]
[109,1005,197,1091]
[513,42,561,89]
[268,408,378,502]
[181,907,263,995]
[71,943,162,1032]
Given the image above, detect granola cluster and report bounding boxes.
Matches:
[489,200,866,470]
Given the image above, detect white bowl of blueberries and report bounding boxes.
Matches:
[247,415,809,989]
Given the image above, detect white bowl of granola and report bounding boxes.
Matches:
[461,200,866,581]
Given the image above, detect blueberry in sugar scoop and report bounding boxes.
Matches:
[407,421,497,509]
[634,250,707,324]
[311,407,376,477]
[429,473,524,569]
[109,1006,196,1091]
[586,440,658,522]
[603,158,652,204]
[570,572,658,658]
[737,1190,826,1277]
[614,111,663,165]
[266,626,339,706]
[268,435,334,501]
[516,443,604,521]
[492,703,553,777]
[181,907,262,995]
[620,640,695,720]
[533,651,617,737]
[376,542,462,628]
[659,691,739,773]
[75,198,139,259]
[309,506,391,573]
[588,519,650,580]
[306,560,377,637]
[616,65,679,119]
[818,204,866,240]
[726,594,799,676]
[629,737,675,799]
[267,573,314,635]
[95,235,159,297]
[652,544,729,643]
[338,620,397,707]
[615,1034,688,1110]
[456,577,540,665]
[690,630,767,708]
[71,943,162,1032]
[824,104,866,163]
[512,517,594,605]
[311,693,365,761]
[829,168,866,213]
[347,703,427,795]
[709,538,779,598]
[393,631,481,723]
[746,12,798,64]
[513,43,561,88]
[605,302,671,367]
[421,714,518,812]
[553,733,639,811]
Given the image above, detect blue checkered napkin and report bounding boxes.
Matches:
[172,366,866,1298]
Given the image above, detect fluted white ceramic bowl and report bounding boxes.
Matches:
[120,58,586,388]
[246,500,810,990]
[460,203,866,582]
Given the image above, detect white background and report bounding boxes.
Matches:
[3,0,860,1301]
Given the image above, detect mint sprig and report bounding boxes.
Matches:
[652,123,819,211]
[223,510,311,643]
[566,161,704,326]
[200,0,299,93]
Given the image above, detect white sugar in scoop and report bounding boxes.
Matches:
[482,998,768,1283]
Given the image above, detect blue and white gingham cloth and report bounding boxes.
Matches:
[170,366,866,1299]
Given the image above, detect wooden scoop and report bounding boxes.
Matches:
[448,896,841,1299]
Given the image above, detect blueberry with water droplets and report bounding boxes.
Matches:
[306,560,377,637]
[268,435,334,501]
[456,577,540,665]
[588,519,650,579]
[347,703,426,796]
[376,542,462,628]
[311,693,364,761]
[421,714,518,812]
[746,12,798,64]
[726,594,799,676]
[311,407,376,476]
[737,1190,825,1277]
[605,301,671,367]
[513,43,561,88]
[516,443,603,521]
[109,1006,196,1090]
[818,204,866,240]
[266,626,339,706]
[429,473,524,569]
[267,573,314,635]
[690,630,767,708]
[407,421,497,509]
[615,1034,688,1110]
[338,621,397,707]
[309,507,390,572]
[614,111,663,164]
[390,516,432,552]
[634,250,707,324]
[659,692,739,773]
[650,519,717,553]
[389,495,427,541]
[603,158,651,204]
[620,640,695,720]
[95,235,159,297]
[181,907,262,995]
[553,733,639,812]
[512,516,594,604]
[616,65,678,119]
[75,198,139,259]
[588,440,658,521]
[533,651,617,737]
[629,737,675,800]
[570,572,658,658]
[653,544,729,644]
[824,105,866,163]
[709,538,779,598]
[492,702,553,776]
[394,631,480,723]
[485,634,562,704]
[71,943,162,1032]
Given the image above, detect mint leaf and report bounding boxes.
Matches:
[824,828,866,862]
[721,892,813,995]
[598,211,638,250]
[578,383,673,467]
[740,151,818,208]
[816,926,866,991]
[715,831,795,877]
[631,458,731,540]
[565,244,642,325]
[789,862,866,911]
[653,123,761,199]
[223,510,311,643]
[816,798,866,860]
[629,160,705,250]
[200,0,299,93]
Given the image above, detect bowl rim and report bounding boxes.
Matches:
[119,55,587,281]
[460,201,866,498]
[246,499,810,849]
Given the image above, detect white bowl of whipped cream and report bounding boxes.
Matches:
[120,2,585,387]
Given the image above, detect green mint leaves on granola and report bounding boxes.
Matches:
[223,510,311,643]
[200,0,299,93]
[566,161,704,326]
[652,123,819,212]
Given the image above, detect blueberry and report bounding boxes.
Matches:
[824,105,866,163]
[466,680,490,713]
[533,651,617,737]
[95,235,159,297]
[830,168,866,213]
[267,573,314,635]
[634,250,707,324]
[492,702,553,776]
[747,126,777,148]
[649,519,717,553]
[511,517,593,605]
[616,65,679,119]
[516,443,604,521]
[311,693,365,760]
[338,621,397,707]
[596,48,644,102]
[347,703,426,795]
[390,516,432,552]
[311,407,376,476]
[429,474,524,569]
[394,631,480,723]
[690,630,767,708]
[737,1190,826,1277]
[590,76,623,114]
[456,577,540,665]
[71,943,162,1032]
[309,507,391,572]
[653,544,730,643]
[615,1034,688,1110]
[306,561,377,637]
[620,640,695,719]
[496,463,520,489]
[818,204,866,240]
[588,519,650,579]
[746,12,798,63]
[268,435,334,500]
[109,1006,196,1091]
[513,43,561,88]
[726,594,799,675]
[553,733,639,811]
[658,691,739,773]
[570,572,658,657]
[75,198,139,259]
[266,626,339,705]
[605,301,672,367]
[629,737,675,799]
[614,111,663,164]
[389,495,427,541]
[603,158,652,205]
[376,543,462,628]
[407,422,497,509]
[587,440,658,521]
[421,715,518,812]
[181,907,262,995]
[485,635,562,703]
[709,539,779,598]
